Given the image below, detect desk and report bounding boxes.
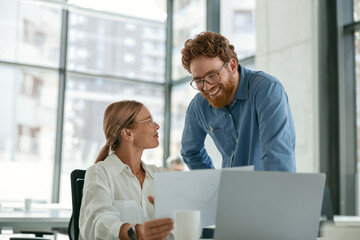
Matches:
[199,238,323,240]
[334,215,360,227]
[0,206,71,233]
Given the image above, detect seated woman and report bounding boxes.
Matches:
[79,100,174,240]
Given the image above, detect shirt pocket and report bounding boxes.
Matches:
[112,200,141,223]
[208,127,234,154]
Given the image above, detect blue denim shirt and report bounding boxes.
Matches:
[181,65,296,172]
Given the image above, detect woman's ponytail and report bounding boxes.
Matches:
[95,144,110,163]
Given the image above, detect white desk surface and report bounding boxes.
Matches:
[0,203,71,233]
[1,203,359,237]
[334,215,360,227]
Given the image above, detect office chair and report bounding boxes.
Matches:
[68,169,86,240]
[201,228,215,239]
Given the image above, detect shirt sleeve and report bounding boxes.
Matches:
[181,99,215,169]
[254,79,296,172]
[79,167,124,240]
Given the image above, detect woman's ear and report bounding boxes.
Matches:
[121,128,133,142]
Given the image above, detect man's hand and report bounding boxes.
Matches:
[136,218,173,240]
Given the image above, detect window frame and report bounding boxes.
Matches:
[337,0,358,215]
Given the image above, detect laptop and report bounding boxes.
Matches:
[214,171,326,240]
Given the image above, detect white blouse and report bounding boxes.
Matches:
[79,153,167,240]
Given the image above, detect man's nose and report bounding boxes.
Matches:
[203,81,212,91]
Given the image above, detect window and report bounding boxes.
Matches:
[0,65,58,203]
[170,83,197,156]
[67,10,166,83]
[0,0,61,67]
[233,10,254,34]
[172,0,206,81]
[124,53,136,63]
[169,0,207,166]
[124,37,136,47]
[0,0,167,206]
[221,0,256,59]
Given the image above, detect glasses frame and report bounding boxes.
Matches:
[190,61,228,90]
[132,117,155,127]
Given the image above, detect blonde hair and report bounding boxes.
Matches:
[95,100,144,163]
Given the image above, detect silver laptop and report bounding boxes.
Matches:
[214,171,326,240]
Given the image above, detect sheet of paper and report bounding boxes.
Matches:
[154,165,254,227]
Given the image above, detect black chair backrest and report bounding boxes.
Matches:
[68,169,86,240]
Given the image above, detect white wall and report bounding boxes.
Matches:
[255,0,319,172]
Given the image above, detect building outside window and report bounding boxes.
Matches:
[0,0,167,206]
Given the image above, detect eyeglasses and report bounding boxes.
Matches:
[190,62,228,90]
[132,117,156,127]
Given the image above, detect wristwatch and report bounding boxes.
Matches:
[127,224,137,240]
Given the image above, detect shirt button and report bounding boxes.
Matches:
[236,140,238,143]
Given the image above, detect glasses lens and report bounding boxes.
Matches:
[191,73,222,90]
[195,81,203,90]
[205,74,220,84]
[191,80,203,90]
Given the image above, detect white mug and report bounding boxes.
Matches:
[174,210,202,240]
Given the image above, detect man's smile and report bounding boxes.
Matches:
[206,85,221,98]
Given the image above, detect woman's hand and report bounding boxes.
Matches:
[136,218,173,240]
[148,195,154,205]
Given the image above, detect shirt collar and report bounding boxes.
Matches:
[141,163,154,179]
[105,153,154,179]
[235,64,249,100]
[105,153,126,173]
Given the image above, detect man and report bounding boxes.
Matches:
[166,155,186,171]
[180,31,296,172]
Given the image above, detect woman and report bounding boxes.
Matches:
[79,100,174,240]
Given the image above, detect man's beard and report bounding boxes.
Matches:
[200,77,235,109]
